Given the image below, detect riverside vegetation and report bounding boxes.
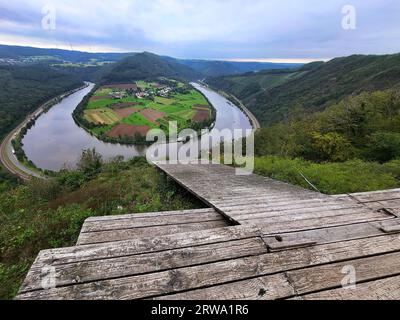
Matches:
[0,152,204,299]
[2,47,400,299]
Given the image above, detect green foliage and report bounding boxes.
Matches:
[76,148,103,179]
[209,53,400,126]
[101,52,201,83]
[254,156,400,195]
[311,132,353,162]
[254,89,400,163]
[0,155,204,299]
[207,68,300,101]
[366,132,400,162]
[177,58,301,77]
[0,65,83,140]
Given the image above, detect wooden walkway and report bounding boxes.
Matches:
[16,164,400,300]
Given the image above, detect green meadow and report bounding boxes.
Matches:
[81,79,214,142]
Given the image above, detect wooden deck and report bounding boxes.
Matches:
[16,164,400,300]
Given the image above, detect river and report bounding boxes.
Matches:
[22,82,253,171]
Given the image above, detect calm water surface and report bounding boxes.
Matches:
[22,82,252,171]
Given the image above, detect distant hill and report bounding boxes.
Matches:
[207,54,400,126]
[0,64,83,138]
[0,44,134,63]
[100,52,202,83]
[0,44,304,78]
[206,68,305,100]
[170,58,302,77]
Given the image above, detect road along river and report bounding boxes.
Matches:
[20,82,253,172]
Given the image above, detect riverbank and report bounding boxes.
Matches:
[72,81,217,146]
[19,82,251,171]
[199,81,261,130]
[0,83,89,180]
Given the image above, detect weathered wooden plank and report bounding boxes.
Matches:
[378,199,400,208]
[85,208,215,222]
[350,189,400,203]
[263,218,400,246]
[155,163,321,199]
[296,275,400,300]
[16,234,400,300]
[81,211,224,233]
[36,226,261,267]
[210,195,328,207]
[77,220,229,245]
[20,237,268,293]
[267,240,317,252]
[156,251,400,300]
[380,224,400,233]
[214,198,344,210]
[377,200,400,217]
[154,273,294,300]
[218,201,359,216]
[252,211,390,235]
[287,251,400,295]
[230,207,371,223]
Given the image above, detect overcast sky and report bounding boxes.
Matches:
[0,0,399,62]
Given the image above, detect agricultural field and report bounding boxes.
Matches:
[82,79,214,143]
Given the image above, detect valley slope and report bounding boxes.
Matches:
[207,54,400,126]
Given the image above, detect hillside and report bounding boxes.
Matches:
[206,68,305,100]
[171,58,302,77]
[0,44,134,64]
[0,65,83,139]
[208,54,400,126]
[100,52,202,83]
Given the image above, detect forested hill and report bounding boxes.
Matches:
[207,53,400,126]
[0,65,83,139]
[169,58,302,77]
[100,52,202,83]
[0,44,134,63]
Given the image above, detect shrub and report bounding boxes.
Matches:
[254,156,400,194]
[365,131,400,162]
[311,132,353,162]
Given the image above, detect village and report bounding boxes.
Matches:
[108,80,178,100]
[77,79,214,144]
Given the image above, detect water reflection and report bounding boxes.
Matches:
[22,82,252,171]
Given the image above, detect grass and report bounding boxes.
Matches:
[122,112,158,128]
[253,156,400,195]
[84,108,120,125]
[90,124,114,135]
[0,157,205,299]
[83,80,213,139]
[154,96,174,105]
[94,88,113,96]
[136,80,152,90]
[87,97,141,110]
[174,109,198,120]
[157,104,186,113]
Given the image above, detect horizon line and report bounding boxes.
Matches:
[0,41,331,64]
[223,58,331,64]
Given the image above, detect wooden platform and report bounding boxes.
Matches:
[16,164,400,300]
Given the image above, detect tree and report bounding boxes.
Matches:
[312,132,353,162]
[366,132,400,162]
[76,148,103,178]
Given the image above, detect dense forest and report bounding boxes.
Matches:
[168,57,301,77]
[0,65,83,139]
[100,52,202,83]
[249,89,400,194]
[206,54,400,195]
[0,44,133,63]
[208,54,400,125]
